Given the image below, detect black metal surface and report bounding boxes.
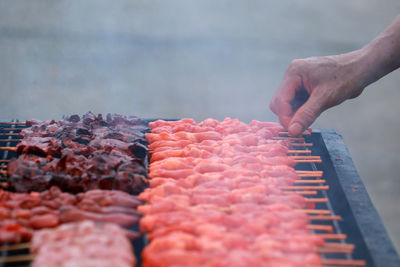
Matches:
[308,129,400,267]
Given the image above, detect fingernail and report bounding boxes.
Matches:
[288,122,303,137]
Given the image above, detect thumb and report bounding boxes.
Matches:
[288,94,325,136]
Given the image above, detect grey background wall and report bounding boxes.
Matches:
[0,0,399,252]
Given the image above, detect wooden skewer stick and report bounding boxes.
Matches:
[281,185,329,190]
[294,159,322,163]
[0,170,7,176]
[0,122,26,125]
[296,171,323,174]
[0,242,31,252]
[315,233,346,240]
[288,150,311,154]
[297,173,323,178]
[0,133,20,136]
[308,215,341,221]
[0,128,22,131]
[316,246,353,254]
[292,156,320,159]
[0,160,9,163]
[0,147,17,152]
[306,225,334,233]
[294,179,326,184]
[296,171,323,175]
[304,198,328,203]
[0,165,7,169]
[322,259,366,266]
[283,190,318,196]
[298,209,331,215]
[0,139,21,142]
[0,254,35,263]
[323,243,355,250]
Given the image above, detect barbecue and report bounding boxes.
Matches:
[0,116,399,267]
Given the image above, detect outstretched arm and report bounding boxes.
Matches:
[270,15,400,136]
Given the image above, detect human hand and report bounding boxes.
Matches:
[270,52,366,136]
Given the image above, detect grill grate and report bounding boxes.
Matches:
[0,122,398,267]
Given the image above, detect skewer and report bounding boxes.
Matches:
[0,254,35,263]
[288,150,311,154]
[0,122,26,125]
[322,259,366,266]
[323,243,355,250]
[0,160,9,163]
[316,246,353,254]
[298,209,331,215]
[0,139,21,142]
[0,170,7,176]
[292,156,320,159]
[308,215,341,221]
[296,170,323,173]
[304,198,328,203]
[0,128,22,131]
[315,233,346,240]
[296,172,323,178]
[0,242,31,252]
[0,165,7,169]
[0,147,17,152]
[281,185,329,190]
[306,225,334,233]
[294,159,322,163]
[283,190,318,196]
[294,179,326,184]
[0,133,20,136]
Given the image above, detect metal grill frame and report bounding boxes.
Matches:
[307,129,400,267]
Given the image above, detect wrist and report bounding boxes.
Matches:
[349,47,377,90]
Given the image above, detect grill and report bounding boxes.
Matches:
[0,121,399,267]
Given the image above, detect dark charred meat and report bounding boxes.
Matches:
[8,112,149,194]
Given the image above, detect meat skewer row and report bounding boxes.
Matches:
[142,119,333,267]
[0,186,142,244]
[1,112,150,193]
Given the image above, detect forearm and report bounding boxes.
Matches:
[358,15,400,88]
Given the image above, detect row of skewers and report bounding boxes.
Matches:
[0,114,147,266]
[0,117,365,266]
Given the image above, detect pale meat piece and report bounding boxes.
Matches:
[31,221,136,267]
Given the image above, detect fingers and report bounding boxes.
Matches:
[269,74,302,129]
[288,94,324,136]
